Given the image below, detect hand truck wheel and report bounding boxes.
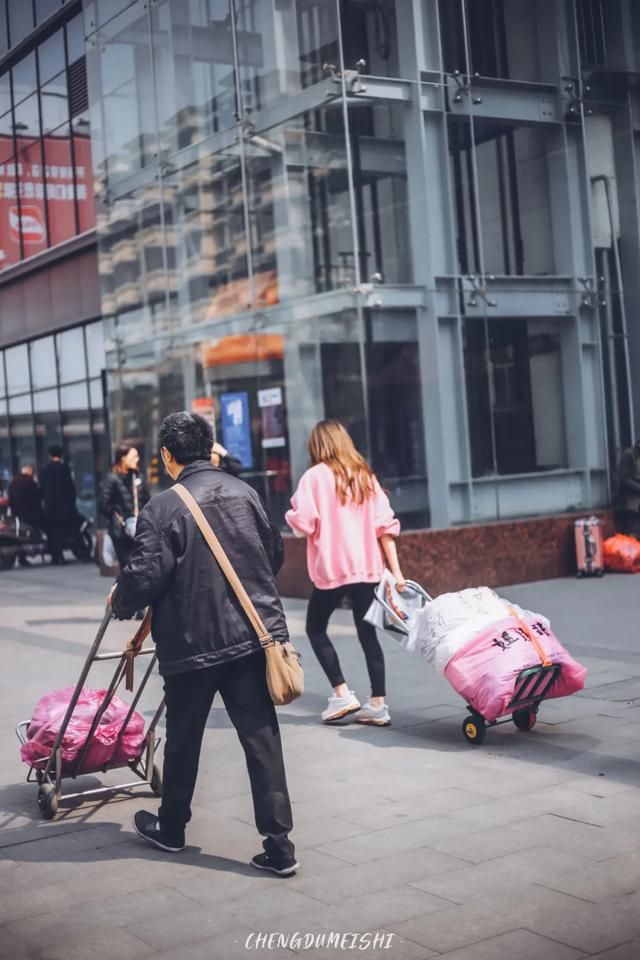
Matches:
[462,715,486,746]
[38,783,58,820]
[150,763,163,797]
[512,708,537,732]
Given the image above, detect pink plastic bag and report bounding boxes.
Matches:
[444,615,586,722]
[20,686,146,774]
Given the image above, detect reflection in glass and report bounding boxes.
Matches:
[38,31,66,85]
[464,317,568,477]
[150,0,236,154]
[449,118,554,276]
[34,388,62,466]
[44,124,77,246]
[86,323,106,379]
[5,344,30,394]
[60,382,94,517]
[235,0,339,113]
[56,328,87,383]
[8,393,36,469]
[30,336,57,390]
[340,0,400,79]
[12,54,37,105]
[0,400,10,492]
[8,1,34,53]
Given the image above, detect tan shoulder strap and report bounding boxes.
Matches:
[173,482,273,646]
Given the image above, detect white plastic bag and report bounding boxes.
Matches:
[364,570,429,645]
[102,532,118,568]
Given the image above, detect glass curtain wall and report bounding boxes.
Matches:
[87,0,614,528]
[0,321,109,523]
[0,8,94,272]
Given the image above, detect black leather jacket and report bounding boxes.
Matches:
[99,470,149,541]
[111,461,288,677]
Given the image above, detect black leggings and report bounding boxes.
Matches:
[305,582,386,698]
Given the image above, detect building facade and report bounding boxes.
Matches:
[1,0,640,538]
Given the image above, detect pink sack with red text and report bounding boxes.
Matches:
[444,615,586,722]
[20,686,146,774]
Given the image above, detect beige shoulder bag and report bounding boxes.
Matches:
[173,483,303,706]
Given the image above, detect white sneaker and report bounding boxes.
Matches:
[321,691,361,722]
[354,702,391,726]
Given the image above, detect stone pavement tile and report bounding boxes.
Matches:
[553,790,640,827]
[389,901,523,953]
[560,775,634,798]
[46,885,203,931]
[319,884,453,932]
[513,890,640,954]
[430,929,584,960]
[0,882,77,924]
[130,885,321,952]
[540,850,640,902]
[316,815,475,864]
[293,847,468,904]
[589,942,640,960]
[156,929,287,960]
[286,816,372,849]
[339,788,490,832]
[0,918,154,960]
[0,816,101,850]
[432,813,637,865]
[411,846,589,904]
[288,790,398,826]
[0,822,130,861]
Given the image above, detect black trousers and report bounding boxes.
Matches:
[159,651,294,862]
[306,582,386,698]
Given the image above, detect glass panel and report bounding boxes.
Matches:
[0,399,10,494]
[164,149,248,326]
[60,381,94,517]
[438,0,559,83]
[0,352,5,395]
[365,310,428,528]
[235,0,340,113]
[0,6,8,58]
[5,343,30,394]
[33,388,62,466]
[30,335,57,389]
[73,125,94,232]
[36,0,62,26]
[0,70,11,117]
[150,0,236,154]
[93,0,137,31]
[449,118,556,277]
[41,74,69,134]
[12,54,37,105]
[86,323,106,378]
[39,31,66,85]
[98,9,156,190]
[8,0,34,49]
[8,393,35,469]
[44,123,77,245]
[13,92,39,138]
[244,107,357,305]
[89,377,110,506]
[66,14,85,65]
[0,153,22,269]
[56,327,87,382]
[463,316,568,477]
[340,0,401,80]
[16,137,48,255]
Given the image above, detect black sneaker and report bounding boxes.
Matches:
[250,852,299,877]
[133,811,185,853]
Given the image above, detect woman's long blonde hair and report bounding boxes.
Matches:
[308,420,375,505]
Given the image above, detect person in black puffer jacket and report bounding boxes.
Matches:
[99,445,149,569]
[110,412,296,876]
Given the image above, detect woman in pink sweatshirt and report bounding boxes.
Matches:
[286,420,405,725]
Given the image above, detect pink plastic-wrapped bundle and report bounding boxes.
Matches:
[20,686,146,775]
[444,615,586,722]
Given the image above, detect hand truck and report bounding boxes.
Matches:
[16,605,165,820]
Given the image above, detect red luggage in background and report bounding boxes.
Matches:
[574,517,604,578]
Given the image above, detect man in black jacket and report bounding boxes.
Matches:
[38,445,78,564]
[111,412,297,875]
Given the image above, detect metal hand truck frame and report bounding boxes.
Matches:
[16,605,165,820]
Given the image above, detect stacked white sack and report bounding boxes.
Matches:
[408,587,549,675]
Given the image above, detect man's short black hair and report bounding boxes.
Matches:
[48,444,64,458]
[158,412,213,465]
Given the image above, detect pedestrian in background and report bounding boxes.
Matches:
[8,464,47,566]
[110,412,297,876]
[617,438,640,539]
[99,445,149,570]
[286,419,405,726]
[39,445,78,565]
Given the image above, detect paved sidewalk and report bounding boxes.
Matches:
[1,563,639,960]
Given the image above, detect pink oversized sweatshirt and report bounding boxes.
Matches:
[285,462,400,590]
